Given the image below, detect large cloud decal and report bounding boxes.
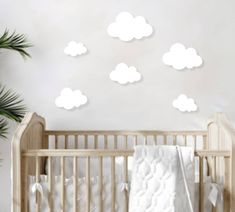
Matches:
[162,43,203,70]
[110,63,141,85]
[55,88,88,110]
[107,12,153,42]
[64,41,87,57]
[172,94,198,112]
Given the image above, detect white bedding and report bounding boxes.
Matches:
[28,175,129,212]
[129,145,195,212]
[37,148,223,211]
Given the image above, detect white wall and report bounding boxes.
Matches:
[0,0,235,210]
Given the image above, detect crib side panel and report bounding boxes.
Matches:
[207,113,235,212]
[12,112,47,212]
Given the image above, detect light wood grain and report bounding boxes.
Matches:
[12,112,235,212]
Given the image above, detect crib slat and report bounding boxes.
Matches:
[73,157,77,212]
[65,135,68,149]
[48,156,53,212]
[212,156,217,181]
[85,135,88,149]
[86,157,91,212]
[212,157,217,212]
[164,135,167,145]
[203,135,208,149]
[154,135,157,145]
[75,135,78,149]
[183,135,186,146]
[111,156,116,212]
[199,156,204,212]
[144,136,147,145]
[35,156,40,212]
[95,135,98,149]
[224,157,230,212]
[55,135,58,149]
[173,135,176,145]
[133,135,137,146]
[125,135,128,148]
[23,157,28,212]
[124,156,128,212]
[61,157,65,212]
[98,157,103,212]
[193,135,196,150]
[104,135,108,149]
[114,135,118,149]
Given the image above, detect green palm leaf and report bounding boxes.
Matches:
[0,85,26,124]
[0,29,32,59]
[0,118,8,139]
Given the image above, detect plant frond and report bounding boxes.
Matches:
[0,29,32,59]
[0,85,26,123]
[0,118,8,139]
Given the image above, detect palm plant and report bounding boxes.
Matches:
[0,29,32,58]
[0,86,26,138]
[0,29,31,139]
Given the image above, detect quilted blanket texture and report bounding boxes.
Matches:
[129,145,194,212]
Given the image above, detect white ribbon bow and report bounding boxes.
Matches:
[208,183,223,207]
[121,182,129,192]
[32,182,43,198]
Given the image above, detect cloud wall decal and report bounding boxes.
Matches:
[172,94,198,112]
[55,88,88,110]
[107,12,153,42]
[64,41,87,57]
[110,63,141,85]
[162,43,203,70]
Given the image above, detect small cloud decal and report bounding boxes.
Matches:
[172,94,198,112]
[64,41,87,57]
[107,12,153,42]
[162,43,203,70]
[55,88,87,110]
[110,63,142,85]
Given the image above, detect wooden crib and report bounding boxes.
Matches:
[12,112,235,212]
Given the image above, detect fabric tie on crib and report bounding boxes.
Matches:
[120,182,129,192]
[208,183,224,207]
[31,182,43,198]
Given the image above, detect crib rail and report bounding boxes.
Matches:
[21,149,231,212]
[44,130,208,150]
[22,149,230,157]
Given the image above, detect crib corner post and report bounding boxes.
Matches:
[207,112,235,211]
[11,112,46,212]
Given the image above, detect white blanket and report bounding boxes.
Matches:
[129,145,195,212]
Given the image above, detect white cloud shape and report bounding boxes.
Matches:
[162,43,203,70]
[107,12,153,42]
[64,41,87,57]
[172,94,198,112]
[110,63,142,85]
[55,88,87,110]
